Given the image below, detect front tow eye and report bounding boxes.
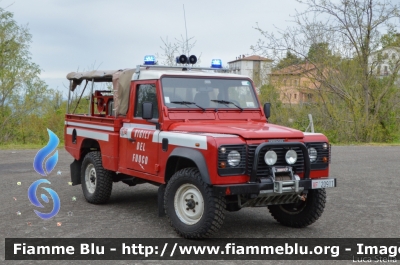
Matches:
[298,194,307,201]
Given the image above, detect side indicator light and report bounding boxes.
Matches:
[225,187,231,195]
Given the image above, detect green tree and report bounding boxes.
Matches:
[380,28,400,48]
[253,0,400,142]
[259,84,286,124]
[0,7,51,144]
[307,42,332,63]
[275,51,303,69]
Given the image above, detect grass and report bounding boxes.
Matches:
[332,133,400,146]
[332,142,400,146]
[0,143,65,150]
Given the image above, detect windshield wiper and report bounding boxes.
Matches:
[211,100,243,112]
[170,101,206,111]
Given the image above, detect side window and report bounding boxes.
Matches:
[134,84,159,119]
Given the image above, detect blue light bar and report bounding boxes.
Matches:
[144,55,156,65]
[211,59,222,68]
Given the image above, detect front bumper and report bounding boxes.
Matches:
[213,177,336,196]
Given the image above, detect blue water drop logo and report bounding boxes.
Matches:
[33,129,59,176]
[28,179,60,219]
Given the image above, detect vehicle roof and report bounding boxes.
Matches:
[135,68,249,80]
[66,67,250,84]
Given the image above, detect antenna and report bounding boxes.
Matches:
[183,4,189,56]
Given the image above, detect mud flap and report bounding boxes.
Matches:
[70,159,82,185]
[158,184,166,217]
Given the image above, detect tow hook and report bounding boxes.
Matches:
[298,194,307,201]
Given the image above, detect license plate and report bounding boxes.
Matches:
[275,167,290,173]
[311,179,335,189]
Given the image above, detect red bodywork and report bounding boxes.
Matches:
[65,77,330,185]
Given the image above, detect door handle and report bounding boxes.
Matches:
[128,138,136,142]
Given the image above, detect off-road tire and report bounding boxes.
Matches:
[164,167,226,239]
[268,189,326,228]
[81,151,113,204]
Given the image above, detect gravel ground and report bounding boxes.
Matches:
[1,146,400,265]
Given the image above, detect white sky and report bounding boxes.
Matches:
[5,0,307,95]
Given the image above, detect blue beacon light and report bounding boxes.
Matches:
[211,59,222,68]
[144,55,156,65]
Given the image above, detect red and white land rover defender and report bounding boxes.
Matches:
[65,57,336,238]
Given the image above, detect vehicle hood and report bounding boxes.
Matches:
[168,121,304,139]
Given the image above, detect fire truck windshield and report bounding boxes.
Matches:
[161,77,259,110]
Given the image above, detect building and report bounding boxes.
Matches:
[227,55,273,90]
[270,63,319,104]
[368,46,400,85]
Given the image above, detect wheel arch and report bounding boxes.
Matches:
[80,138,101,160]
[165,148,211,184]
[70,139,101,186]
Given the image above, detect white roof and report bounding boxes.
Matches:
[66,67,249,83]
[135,69,249,80]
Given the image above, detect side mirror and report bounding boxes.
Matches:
[264,103,271,119]
[142,102,153,120]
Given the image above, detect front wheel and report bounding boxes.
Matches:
[81,151,113,204]
[164,168,226,239]
[268,189,326,228]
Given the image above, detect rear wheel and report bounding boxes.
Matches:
[81,151,113,204]
[164,168,226,238]
[268,189,326,228]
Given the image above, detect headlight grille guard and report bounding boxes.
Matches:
[249,142,310,183]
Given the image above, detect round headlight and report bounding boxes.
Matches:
[227,150,241,167]
[308,147,318,162]
[285,150,298,165]
[264,150,277,165]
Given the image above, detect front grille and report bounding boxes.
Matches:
[219,142,330,178]
[247,144,305,178]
